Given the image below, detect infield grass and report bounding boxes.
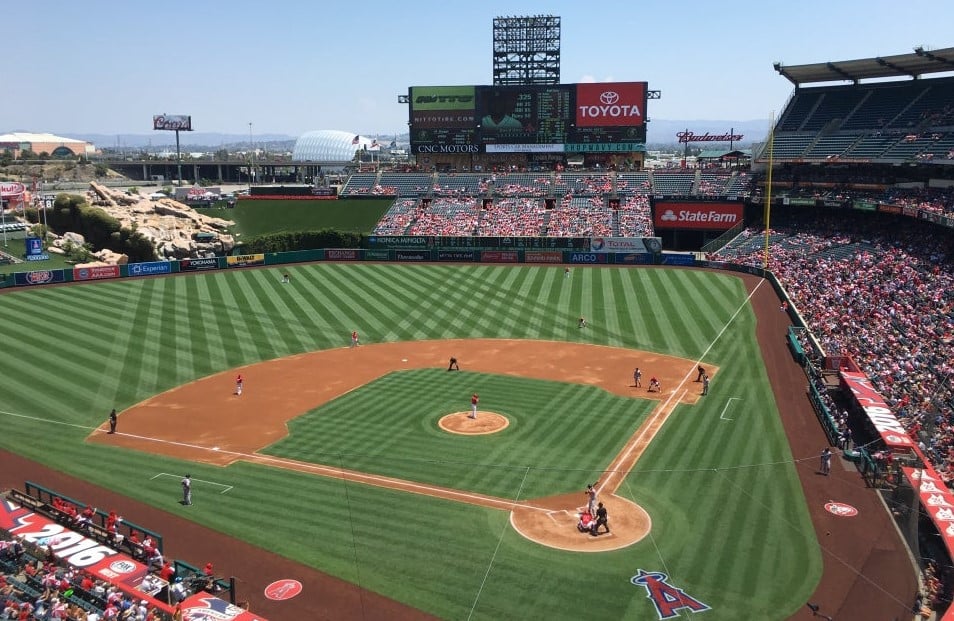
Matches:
[0,264,821,620]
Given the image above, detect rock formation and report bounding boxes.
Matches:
[85,182,236,260]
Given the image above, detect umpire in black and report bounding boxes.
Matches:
[591,502,610,535]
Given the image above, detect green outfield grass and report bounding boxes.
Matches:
[0,264,820,620]
[204,198,393,237]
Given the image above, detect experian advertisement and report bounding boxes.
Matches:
[653,202,743,230]
[128,261,172,277]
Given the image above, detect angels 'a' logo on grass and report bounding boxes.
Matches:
[630,570,711,619]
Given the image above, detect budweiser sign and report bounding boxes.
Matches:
[575,82,646,127]
[152,114,192,131]
[677,131,743,143]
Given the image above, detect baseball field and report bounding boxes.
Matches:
[0,262,824,619]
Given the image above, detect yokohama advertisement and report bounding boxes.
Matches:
[180,257,220,272]
[653,202,743,230]
[575,82,646,127]
[73,265,121,281]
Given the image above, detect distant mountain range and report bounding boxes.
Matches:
[67,120,769,151]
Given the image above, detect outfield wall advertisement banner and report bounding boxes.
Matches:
[437,250,476,262]
[180,257,220,272]
[364,249,391,261]
[128,261,172,277]
[73,265,121,281]
[226,254,266,267]
[614,253,654,264]
[480,251,518,263]
[325,249,361,261]
[566,252,608,264]
[653,202,743,230]
[394,250,429,261]
[524,251,563,264]
[589,237,662,254]
[14,269,66,286]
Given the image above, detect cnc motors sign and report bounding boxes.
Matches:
[654,202,743,230]
[575,82,646,127]
[152,114,193,131]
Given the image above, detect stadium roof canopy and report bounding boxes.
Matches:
[774,46,954,86]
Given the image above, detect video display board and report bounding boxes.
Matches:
[409,82,647,154]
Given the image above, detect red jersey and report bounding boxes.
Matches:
[471,394,479,406]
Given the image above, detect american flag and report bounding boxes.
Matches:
[351,135,360,145]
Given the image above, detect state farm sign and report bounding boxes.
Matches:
[654,202,743,230]
[575,82,646,127]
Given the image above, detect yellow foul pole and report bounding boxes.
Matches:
[763,112,776,269]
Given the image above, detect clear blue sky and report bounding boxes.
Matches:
[4,0,953,137]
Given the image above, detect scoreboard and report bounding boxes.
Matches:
[409,82,648,154]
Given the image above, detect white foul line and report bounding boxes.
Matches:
[720,397,742,421]
[150,472,233,494]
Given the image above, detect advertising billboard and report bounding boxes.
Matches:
[408,82,648,152]
[653,202,743,231]
[152,114,193,131]
[226,254,266,267]
[589,237,662,254]
[409,86,477,150]
[0,182,25,197]
[73,265,121,281]
[128,261,172,277]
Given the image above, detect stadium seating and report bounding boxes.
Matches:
[649,171,694,196]
[339,173,379,196]
[377,173,434,196]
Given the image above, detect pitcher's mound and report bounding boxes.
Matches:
[511,493,651,552]
[439,412,509,435]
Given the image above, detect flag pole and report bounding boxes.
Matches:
[762,112,776,270]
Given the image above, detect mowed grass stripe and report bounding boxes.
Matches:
[0,264,822,620]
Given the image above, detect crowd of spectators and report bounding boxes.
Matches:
[714,210,954,485]
[0,490,227,621]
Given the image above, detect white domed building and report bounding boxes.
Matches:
[292,130,374,170]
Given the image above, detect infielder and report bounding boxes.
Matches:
[235,374,244,396]
[470,393,479,419]
[351,330,360,347]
